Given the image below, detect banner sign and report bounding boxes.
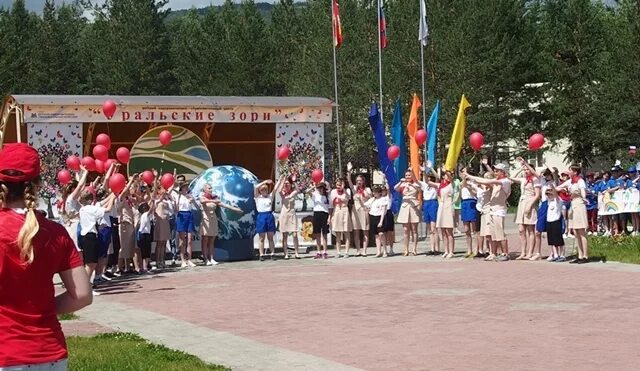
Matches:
[598,189,640,215]
[23,105,333,124]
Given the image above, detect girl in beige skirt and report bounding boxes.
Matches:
[394,170,421,256]
[118,175,140,273]
[277,175,300,259]
[346,162,371,256]
[557,165,589,264]
[199,183,241,266]
[423,169,456,258]
[330,178,352,257]
[511,158,541,260]
[153,188,173,268]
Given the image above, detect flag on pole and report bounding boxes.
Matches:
[426,100,440,168]
[332,0,343,48]
[379,2,388,49]
[419,0,429,46]
[444,95,471,171]
[407,94,422,177]
[368,102,400,213]
[390,99,407,178]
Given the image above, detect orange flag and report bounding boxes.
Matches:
[407,94,422,178]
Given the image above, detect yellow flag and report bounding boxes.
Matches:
[444,94,471,171]
[407,94,422,177]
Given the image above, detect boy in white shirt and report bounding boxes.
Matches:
[137,202,154,274]
[367,186,389,258]
[544,188,566,262]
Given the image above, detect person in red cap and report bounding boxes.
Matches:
[0,143,92,370]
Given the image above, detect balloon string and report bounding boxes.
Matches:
[467,152,477,168]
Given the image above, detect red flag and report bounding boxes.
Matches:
[379,4,387,49]
[332,0,343,48]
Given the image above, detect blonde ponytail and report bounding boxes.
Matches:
[16,182,39,264]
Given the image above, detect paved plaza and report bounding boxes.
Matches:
[69,222,640,371]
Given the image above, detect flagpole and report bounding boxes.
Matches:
[420,44,427,163]
[331,2,342,171]
[377,0,384,119]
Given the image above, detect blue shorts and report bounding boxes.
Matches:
[256,211,276,234]
[536,201,548,232]
[461,199,478,222]
[176,211,194,233]
[98,226,112,258]
[76,223,82,244]
[562,200,571,211]
[422,199,438,224]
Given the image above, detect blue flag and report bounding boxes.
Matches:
[390,99,407,178]
[426,100,440,168]
[369,102,400,214]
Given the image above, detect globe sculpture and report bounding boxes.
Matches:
[190,165,258,261]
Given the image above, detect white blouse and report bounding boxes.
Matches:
[255,196,273,213]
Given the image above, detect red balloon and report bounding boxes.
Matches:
[116,147,130,164]
[93,144,109,161]
[277,146,291,161]
[66,155,80,171]
[159,130,172,146]
[311,169,324,184]
[160,173,175,190]
[469,132,484,152]
[96,133,111,149]
[94,159,105,174]
[57,169,72,185]
[415,129,428,146]
[141,170,155,186]
[81,156,95,171]
[528,133,545,151]
[105,159,118,171]
[109,173,126,195]
[387,145,401,161]
[102,100,117,120]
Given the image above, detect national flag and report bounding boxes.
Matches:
[444,95,471,171]
[419,0,429,46]
[390,99,407,178]
[332,0,343,48]
[426,100,440,168]
[407,94,422,177]
[379,3,388,49]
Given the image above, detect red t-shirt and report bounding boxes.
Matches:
[0,209,83,367]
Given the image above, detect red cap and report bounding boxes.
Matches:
[0,143,41,183]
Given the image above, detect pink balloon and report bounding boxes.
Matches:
[116,147,130,164]
[96,133,111,149]
[387,145,400,161]
[469,132,484,152]
[81,156,95,171]
[105,159,118,171]
[415,129,427,146]
[102,100,117,120]
[109,173,126,195]
[160,173,175,190]
[93,144,109,161]
[528,133,545,151]
[141,170,155,186]
[66,155,80,171]
[159,130,172,146]
[311,169,324,184]
[277,146,291,161]
[57,169,72,185]
[94,159,105,174]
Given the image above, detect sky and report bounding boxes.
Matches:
[0,0,278,13]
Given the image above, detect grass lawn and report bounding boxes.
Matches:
[67,332,229,371]
[587,236,640,264]
[58,313,79,321]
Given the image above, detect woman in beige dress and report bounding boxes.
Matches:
[277,175,300,259]
[346,162,371,256]
[424,170,456,258]
[394,170,421,256]
[118,175,140,273]
[330,178,352,258]
[511,158,540,260]
[153,188,173,268]
[199,183,241,266]
[556,165,589,264]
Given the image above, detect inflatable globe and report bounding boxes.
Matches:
[190,165,258,261]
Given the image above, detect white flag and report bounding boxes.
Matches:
[419,0,429,46]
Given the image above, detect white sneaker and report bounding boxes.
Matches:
[92,290,101,296]
[180,262,188,268]
[100,274,112,282]
[187,260,197,267]
[546,255,556,262]
[604,231,611,237]
[210,259,219,265]
[205,260,213,266]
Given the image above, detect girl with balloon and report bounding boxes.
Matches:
[276,175,301,260]
[394,170,422,256]
[59,165,89,249]
[555,165,590,264]
[329,178,353,258]
[254,178,282,261]
[420,165,441,256]
[153,181,174,269]
[510,158,541,261]
[306,172,331,259]
[346,162,372,257]
[117,174,143,274]
[422,167,456,258]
